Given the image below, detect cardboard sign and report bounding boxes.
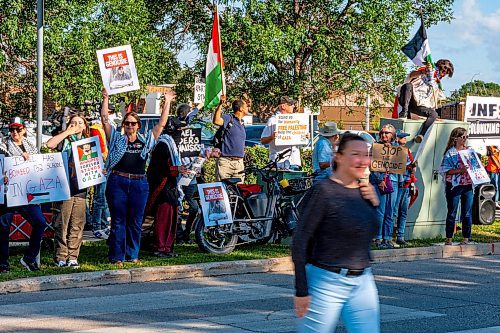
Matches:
[5,153,71,207]
[464,96,500,156]
[458,149,490,185]
[96,45,140,95]
[197,182,233,227]
[71,136,106,189]
[275,114,309,146]
[173,128,202,158]
[178,157,205,187]
[146,85,175,94]
[0,155,4,205]
[194,76,205,104]
[370,143,408,175]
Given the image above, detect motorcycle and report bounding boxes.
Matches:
[194,149,311,254]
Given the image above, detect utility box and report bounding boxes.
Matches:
[380,118,469,239]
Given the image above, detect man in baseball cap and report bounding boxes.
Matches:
[312,121,341,181]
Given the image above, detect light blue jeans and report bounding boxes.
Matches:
[297,264,380,333]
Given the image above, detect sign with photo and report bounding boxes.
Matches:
[458,149,490,185]
[275,114,309,146]
[178,157,205,187]
[197,182,233,227]
[173,128,202,158]
[71,136,106,189]
[0,155,4,204]
[370,143,408,175]
[464,96,500,155]
[96,45,140,95]
[5,153,71,207]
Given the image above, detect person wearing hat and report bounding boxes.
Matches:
[0,117,48,272]
[392,130,416,246]
[312,121,340,182]
[261,96,303,169]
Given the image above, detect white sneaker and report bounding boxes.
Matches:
[67,260,80,269]
[55,260,66,267]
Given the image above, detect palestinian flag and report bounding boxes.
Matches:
[204,7,225,110]
[402,18,433,67]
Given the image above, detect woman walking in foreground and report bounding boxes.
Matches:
[292,134,381,333]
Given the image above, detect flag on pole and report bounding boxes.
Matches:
[402,17,433,67]
[204,7,225,110]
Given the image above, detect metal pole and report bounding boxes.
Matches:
[365,92,370,131]
[36,0,44,150]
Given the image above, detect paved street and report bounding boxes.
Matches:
[0,256,498,333]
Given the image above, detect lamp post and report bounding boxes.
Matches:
[36,0,44,149]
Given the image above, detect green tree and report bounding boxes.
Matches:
[450,80,500,101]
[0,0,180,123]
[146,0,454,116]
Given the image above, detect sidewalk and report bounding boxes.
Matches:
[0,242,497,295]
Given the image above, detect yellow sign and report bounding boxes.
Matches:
[146,85,175,94]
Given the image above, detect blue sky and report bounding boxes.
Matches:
[425,0,500,94]
[179,0,499,95]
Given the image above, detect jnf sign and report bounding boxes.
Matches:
[464,96,500,155]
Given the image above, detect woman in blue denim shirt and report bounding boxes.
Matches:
[369,124,400,249]
[101,89,174,266]
[439,127,473,245]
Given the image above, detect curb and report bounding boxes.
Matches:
[0,242,498,295]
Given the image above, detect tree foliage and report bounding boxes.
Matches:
[0,0,180,123]
[450,80,500,100]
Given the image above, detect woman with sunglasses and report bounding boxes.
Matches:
[0,117,47,271]
[46,114,90,268]
[293,134,380,333]
[440,127,473,245]
[101,88,174,266]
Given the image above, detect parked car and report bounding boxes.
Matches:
[244,124,266,147]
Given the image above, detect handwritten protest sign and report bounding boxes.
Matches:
[145,84,175,94]
[194,76,205,104]
[179,157,205,187]
[275,114,309,146]
[371,143,408,175]
[197,182,233,227]
[172,128,202,158]
[459,149,490,185]
[5,153,71,207]
[71,136,106,189]
[97,45,139,95]
[0,155,4,204]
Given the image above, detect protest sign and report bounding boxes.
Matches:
[458,149,490,185]
[173,128,202,158]
[0,155,4,204]
[178,157,205,187]
[5,153,71,207]
[370,143,408,175]
[71,136,106,189]
[194,76,205,104]
[275,114,309,146]
[464,96,500,155]
[197,182,233,227]
[146,84,175,94]
[96,45,139,95]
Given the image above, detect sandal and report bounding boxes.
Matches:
[113,261,124,268]
[129,259,143,265]
[444,241,452,246]
[459,241,469,245]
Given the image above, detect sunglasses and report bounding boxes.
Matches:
[380,131,393,135]
[459,135,468,139]
[123,121,138,127]
[9,127,23,133]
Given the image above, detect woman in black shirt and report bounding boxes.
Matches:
[292,134,380,333]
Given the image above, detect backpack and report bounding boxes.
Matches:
[212,114,235,149]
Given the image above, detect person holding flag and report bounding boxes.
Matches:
[396,17,454,142]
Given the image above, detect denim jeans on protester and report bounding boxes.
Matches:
[445,183,473,239]
[375,186,398,240]
[91,181,110,231]
[489,172,500,202]
[297,264,380,333]
[106,173,149,262]
[393,186,410,239]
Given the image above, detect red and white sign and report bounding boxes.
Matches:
[97,45,140,95]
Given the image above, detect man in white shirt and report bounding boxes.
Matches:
[260,96,302,169]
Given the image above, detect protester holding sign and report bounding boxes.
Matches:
[261,96,303,169]
[369,124,400,249]
[1,117,47,271]
[46,114,91,268]
[439,127,474,245]
[101,88,173,266]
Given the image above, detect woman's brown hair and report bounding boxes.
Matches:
[444,127,467,155]
[122,112,142,129]
[67,114,90,138]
